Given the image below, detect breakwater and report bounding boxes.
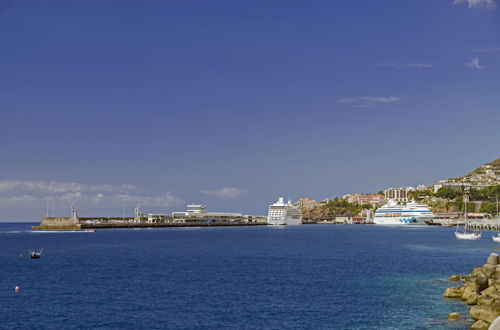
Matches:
[444,253,500,329]
[80,222,266,229]
[31,216,268,230]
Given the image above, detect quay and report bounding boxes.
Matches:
[32,214,268,231]
[434,218,500,230]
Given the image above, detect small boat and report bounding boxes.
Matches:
[84,228,96,232]
[30,249,43,259]
[424,220,441,226]
[455,192,481,240]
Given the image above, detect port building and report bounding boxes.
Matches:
[172,204,265,223]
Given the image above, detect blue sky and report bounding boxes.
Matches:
[1,0,499,220]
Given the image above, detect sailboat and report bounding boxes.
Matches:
[492,196,500,242]
[455,192,481,240]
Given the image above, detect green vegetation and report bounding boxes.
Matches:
[480,202,499,216]
[302,198,370,219]
[413,185,500,215]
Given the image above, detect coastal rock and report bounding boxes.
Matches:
[450,275,461,281]
[470,305,498,323]
[490,301,500,313]
[471,320,490,330]
[485,264,497,277]
[490,277,500,289]
[472,267,487,277]
[464,287,478,300]
[489,316,500,330]
[477,275,490,292]
[495,265,500,276]
[488,254,500,266]
[482,286,499,298]
[444,287,464,299]
[448,312,461,320]
[468,293,480,305]
[479,296,496,306]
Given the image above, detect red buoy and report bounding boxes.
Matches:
[15,286,20,292]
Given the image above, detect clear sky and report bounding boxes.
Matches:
[1,0,499,220]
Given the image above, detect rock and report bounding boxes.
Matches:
[471,320,490,330]
[482,286,499,297]
[477,275,490,292]
[490,277,500,290]
[448,312,461,320]
[489,316,500,330]
[491,301,500,313]
[495,265,500,276]
[471,305,499,323]
[444,287,464,299]
[468,293,480,305]
[450,275,460,281]
[485,264,497,276]
[464,287,477,300]
[488,253,499,266]
[473,267,487,277]
[479,296,496,306]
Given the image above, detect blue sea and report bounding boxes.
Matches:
[0,223,495,329]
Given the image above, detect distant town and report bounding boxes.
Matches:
[33,158,499,230]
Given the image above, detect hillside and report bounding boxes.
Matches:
[446,158,500,185]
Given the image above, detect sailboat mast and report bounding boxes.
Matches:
[463,191,469,231]
[497,195,499,234]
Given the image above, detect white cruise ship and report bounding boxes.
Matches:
[267,197,302,225]
[374,199,434,225]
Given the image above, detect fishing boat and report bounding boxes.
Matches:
[492,196,500,242]
[30,248,43,259]
[455,192,481,240]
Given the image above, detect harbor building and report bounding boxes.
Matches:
[344,194,385,208]
[433,181,491,193]
[172,204,265,223]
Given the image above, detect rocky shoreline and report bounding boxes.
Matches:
[444,253,500,330]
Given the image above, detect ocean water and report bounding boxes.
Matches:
[0,223,496,329]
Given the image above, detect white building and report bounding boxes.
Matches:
[172,204,244,222]
[384,187,415,202]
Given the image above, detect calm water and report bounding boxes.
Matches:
[0,223,496,329]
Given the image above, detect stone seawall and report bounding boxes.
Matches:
[32,217,81,230]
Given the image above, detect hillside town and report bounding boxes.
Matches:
[295,158,500,223]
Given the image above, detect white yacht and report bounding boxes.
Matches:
[267,197,302,225]
[374,199,434,225]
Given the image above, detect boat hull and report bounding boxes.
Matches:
[373,216,430,225]
[267,218,301,226]
[493,235,500,242]
[455,232,481,240]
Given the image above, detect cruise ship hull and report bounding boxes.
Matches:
[373,216,432,225]
[268,218,301,226]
